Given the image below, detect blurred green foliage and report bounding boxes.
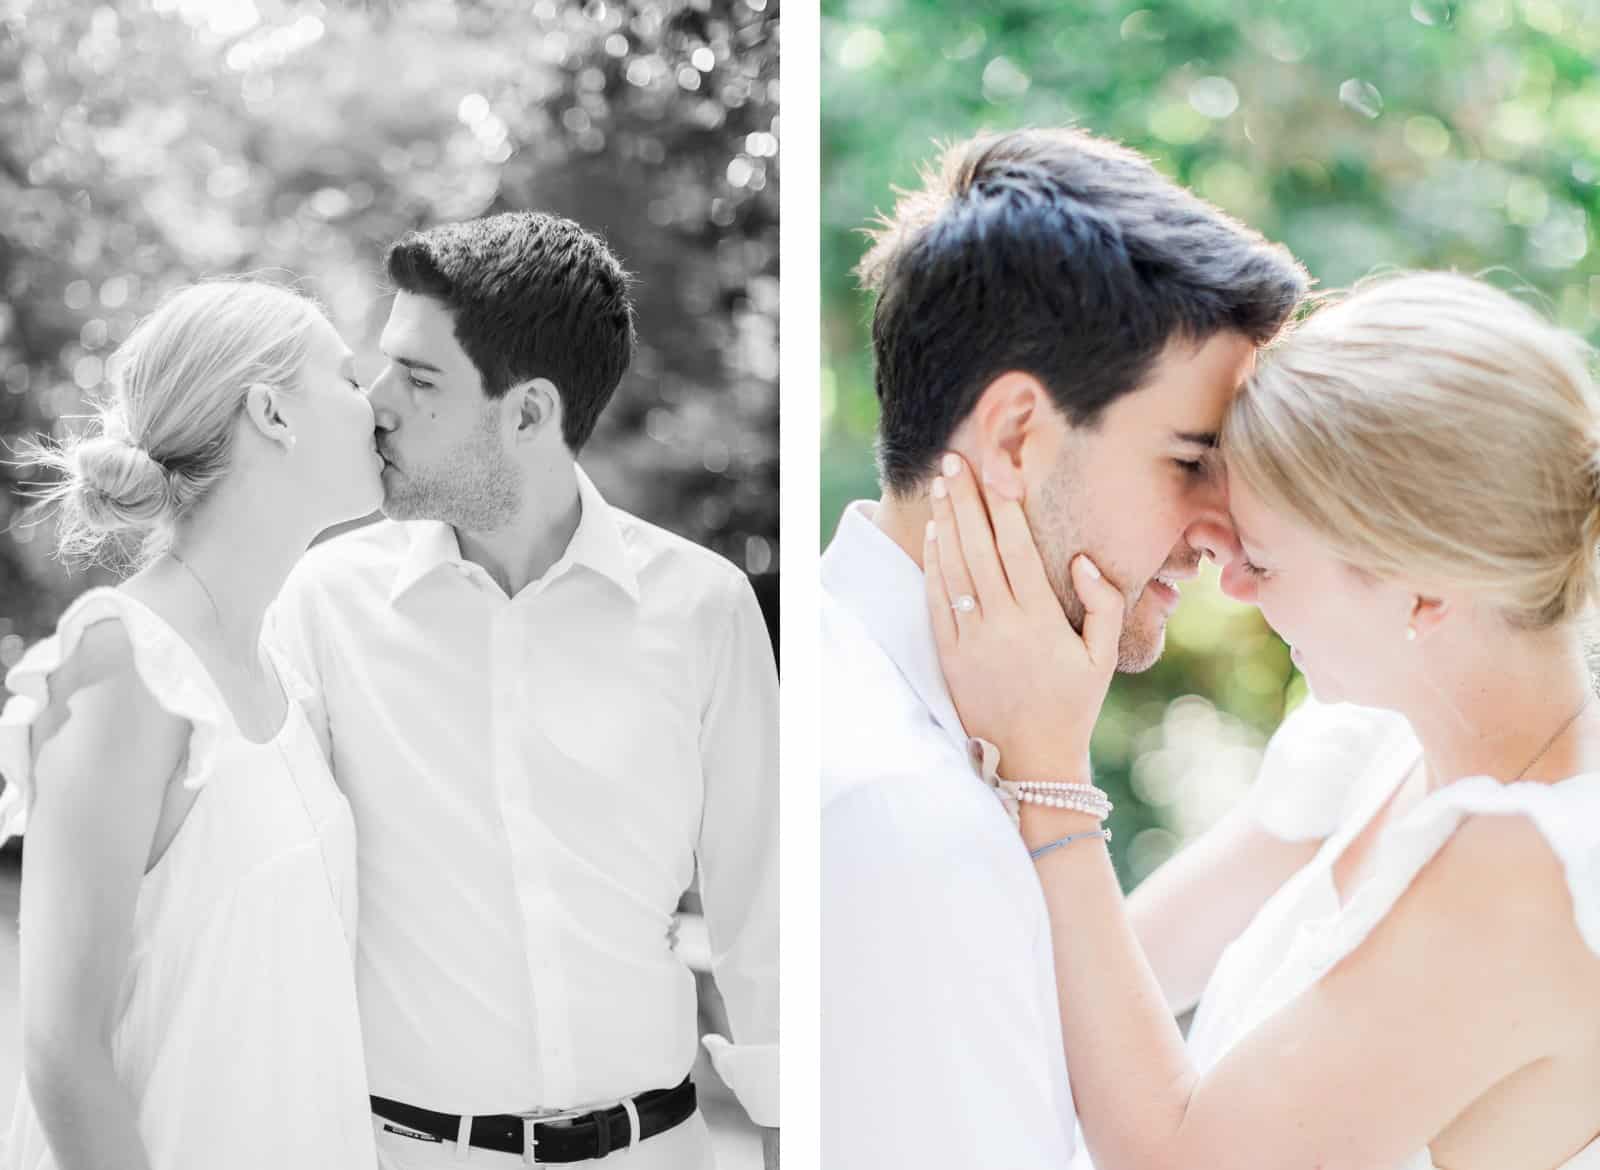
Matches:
[0,0,778,662]
[822,0,1600,884]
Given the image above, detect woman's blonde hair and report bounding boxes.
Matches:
[18,278,325,567]
[1224,271,1600,630]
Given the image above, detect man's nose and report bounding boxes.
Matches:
[1184,465,1237,562]
[1185,517,1240,569]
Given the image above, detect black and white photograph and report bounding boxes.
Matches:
[0,1,779,1167]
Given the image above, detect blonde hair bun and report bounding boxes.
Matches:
[17,278,325,567]
[1226,270,1600,630]
[66,431,175,534]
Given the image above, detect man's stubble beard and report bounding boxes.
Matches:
[381,403,523,531]
[1033,452,1166,674]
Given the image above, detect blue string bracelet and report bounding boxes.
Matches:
[1029,827,1112,861]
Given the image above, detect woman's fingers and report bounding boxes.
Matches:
[937,453,1013,610]
[1071,554,1125,672]
[982,487,1057,616]
[929,471,981,631]
[924,519,960,653]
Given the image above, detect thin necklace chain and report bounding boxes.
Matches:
[165,549,223,631]
[1510,692,1593,782]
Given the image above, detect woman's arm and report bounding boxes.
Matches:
[1021,800,1581,1170]
[1135,697,1403,1012]
[924,458,1586,1169]
[1128,806,1319,1014]
[19,619,186,1170]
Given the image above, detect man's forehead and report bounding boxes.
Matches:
[381,291,459,355]
[1117,331,1256,425]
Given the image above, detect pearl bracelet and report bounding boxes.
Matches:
[998,780,1112,820]
[1008,779,1108,798]
[1012,789,1112,817]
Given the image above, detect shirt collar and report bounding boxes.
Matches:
[821,500,969,750]
[388,466,640,605]
[562,465,641,603]
[389,520,462,604]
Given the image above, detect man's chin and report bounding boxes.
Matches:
[378,494,417,521]
[1114,603,1169,673]
[1115,630,1165,673]
[1056,579,1168,673]
[378,490,431,523]
[378,469,433,522]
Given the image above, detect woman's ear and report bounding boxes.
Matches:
[1408,593,1452,641]
[243,382,295,452]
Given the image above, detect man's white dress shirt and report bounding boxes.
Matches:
[268,468,778,1137]
[821,501,1078,1169]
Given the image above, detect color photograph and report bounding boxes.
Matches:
[821,2,1600,1166]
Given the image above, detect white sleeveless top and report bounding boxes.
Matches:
[1188,702,1600,1170]
[0,589,376,1169]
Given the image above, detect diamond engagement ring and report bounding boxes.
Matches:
[951,594,977,614]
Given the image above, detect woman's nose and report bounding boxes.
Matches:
[1218,557,1259,604]
[366,373,399,432]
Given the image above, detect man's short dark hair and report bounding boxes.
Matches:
[386,211,636,452]
[857,128,1310,493]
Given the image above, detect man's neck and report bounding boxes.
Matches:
[872,489,931,571]
[455,464,582,597]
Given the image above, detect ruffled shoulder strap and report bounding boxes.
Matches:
[0,588,233,840]
[1246,699,1417,842]
[1326,774,1600,967]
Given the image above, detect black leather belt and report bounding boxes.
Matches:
[371,1078,696,1164]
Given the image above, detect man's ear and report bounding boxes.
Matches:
[242,382,294,451]
[966,371,1052,498]
[511,377,562,439]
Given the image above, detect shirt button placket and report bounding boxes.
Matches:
[492,603,574,1105]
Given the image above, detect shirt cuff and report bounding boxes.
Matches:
[702,1034,777,1127]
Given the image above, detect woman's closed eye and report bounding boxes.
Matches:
[1240,556,1272,579]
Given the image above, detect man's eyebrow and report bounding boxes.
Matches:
[385,353,445,375]
[1173,430,1219,448]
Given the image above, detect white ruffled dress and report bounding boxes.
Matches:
[1188,701,1600,1169]
[0,589,375,1169]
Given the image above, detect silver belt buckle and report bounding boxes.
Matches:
[521,1104,594,1166]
